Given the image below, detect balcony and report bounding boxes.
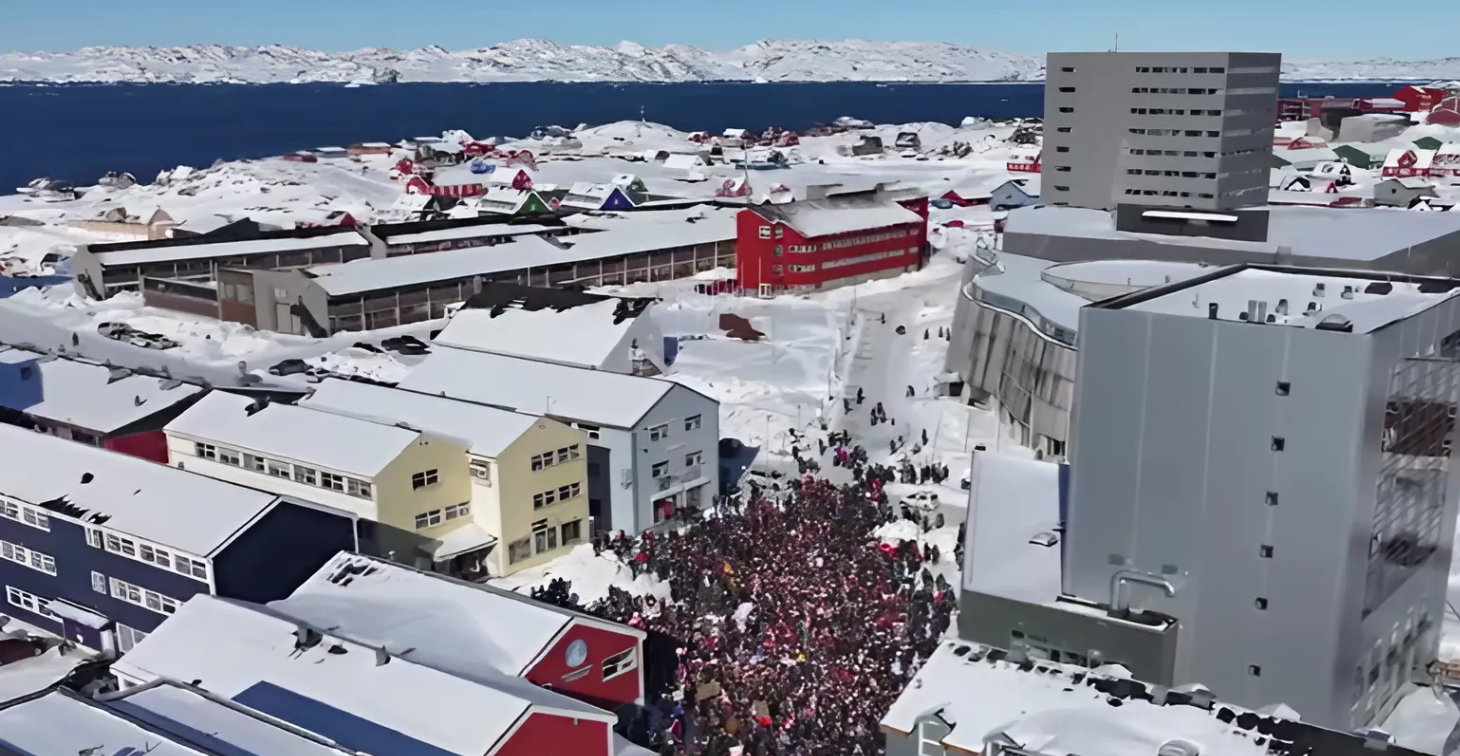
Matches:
[654,464,704,493]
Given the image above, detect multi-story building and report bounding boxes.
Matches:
[399,346,720,535]
[162,391,492,577]
[0,424,356,653]
[300,378,590,576]
[963,263,1460,730]
[1043,51,1280,238]
[735,188,928,296]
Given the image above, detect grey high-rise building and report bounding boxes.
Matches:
[1043,52,1281,237]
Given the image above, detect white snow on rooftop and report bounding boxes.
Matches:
[432,298,639,368]
[0,691,206,756]
[301,378,540,458]
[0,347,205,433]
[1122,268,1460,333]
[108,683,354,756]
[378,221,553,246]
[165,391,424,477]
[1005,204,1460,262]
[556,206,737,254]
[754,197,923,238]
[305,234,565,296]
[400,346,679,428]
[0,647,88,705]
[963,453,1063,604]
[271,552,637,677]
[0,423,280,556]
[111,595,612,756]
[89,230,368,267]
[881,641,1267,756]
[973,253,1089,334]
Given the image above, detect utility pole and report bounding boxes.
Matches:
[1113,33,1119,52]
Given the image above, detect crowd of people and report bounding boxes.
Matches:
[533,474,957,756]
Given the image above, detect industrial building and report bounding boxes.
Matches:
[959,263,1460,730]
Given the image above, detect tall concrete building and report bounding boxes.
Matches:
[960,264,1460,730]
[1043,52,1280,239]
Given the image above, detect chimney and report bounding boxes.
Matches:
[1207,303,1219,319]
[1256,301,1268,324]
[1246,300,1260,323]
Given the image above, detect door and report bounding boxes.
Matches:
[275,303,300,334]
[758,284,772,298]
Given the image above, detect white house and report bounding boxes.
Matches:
[400,347,720,535]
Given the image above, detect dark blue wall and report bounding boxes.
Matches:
[212,502,356,604]
[0,357,46,413]
[1058,463,1071,577]
[0,516,211,635]
[0,275,70,299]
[601,188,635,211]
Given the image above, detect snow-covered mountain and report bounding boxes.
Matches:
[3,42,1458,84]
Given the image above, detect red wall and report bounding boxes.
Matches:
[736,206,927,293]
[105,429,170,464]
[525,621,642,710]
[494,712,611,756]
[1395,86,1447,113]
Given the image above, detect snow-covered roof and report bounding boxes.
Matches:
[973,252,1088,334]
[375,221,551,246]
[1383,147,1437,170]
[0,691,207,756]
[881,641,1269,756]
[476,186,538,214]
[1116,266,1460,333]
[1387,177,1436,190]
[561,182,620,209]
[111,595,614,756]
[433,298,641,368]
[750,196,923,238]
[106,682,357,756]
[270,552,640,677]
[89,230,368,267]
[554,207,737,255]
[964,453,1063,603]
[1004,204,1460,262]
[1273,146,1340,165]
[301,378,541,458]
[306,234,565,296]
[0,423,281,556]
[0,347,205,433]
[400,347,681,429]
[165,391,424,478]
[663,154,704,170]
[996,175,1041,196]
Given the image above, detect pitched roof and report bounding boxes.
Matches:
[112,596,614,756]
[0,347,205,433]
[399,347,681,429]
[0,690,209,756]
[301,378,540,458]
[305,235,566,297]
[165,391,423,478]
[89,230,368,267]
[433,298,649,369]
[0,423,281,556]
[749,196,923,238]
[270,552,640,677]
[104,682,358,756]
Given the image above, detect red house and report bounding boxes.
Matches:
[0,346,206,463]
[736,190,928,296]
[1007,151,1041,173]
[1382,148,1436,178]
[1429,97,1460,127]
[1395,85,1449,113]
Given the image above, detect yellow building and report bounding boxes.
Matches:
[300,378,590,576]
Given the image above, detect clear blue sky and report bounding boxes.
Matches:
[4,0,1456,60]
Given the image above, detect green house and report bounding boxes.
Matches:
[1414,136,1444,151]
[1331,144,1387,169]
[477,187,550,217]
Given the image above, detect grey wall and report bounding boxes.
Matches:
[1063,294,1460,729]
[1044,52,1280,213]
[632,385,721,530]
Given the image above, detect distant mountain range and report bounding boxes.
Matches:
[1,41,1458,84]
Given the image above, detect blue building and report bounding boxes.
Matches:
[0,423,357,654]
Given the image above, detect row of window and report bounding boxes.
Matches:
[507,518,585,564]
[650,452,705,481]
[196,442,374,500]
[771,244,818,255]
[93,530,209,582]
[0,498,50,532]
[534,482,583,509]
[820,228,911,251]
[823,249,909,270]
[1136,65,1227,74]
[1130,87,1221,95]
[532,444,582,471]
[1128,147,1267,160]
[648,415,702,442]
[0,540,56,576]
[411,469,440,489]
[1122,188,1217,200]
[1131,108,1225,117]
[1126,169,1219,180]
[6,585,59,621]
[414,502,471,530]
[1129,128,1222,138]
[107,576,180,616]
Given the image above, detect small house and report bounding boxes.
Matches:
[989,177,1041,211]
[561,182,636,211]
[1006,150,1041,173]
[850,135,884,157]
[1271,146,1340,171]
[1394,85,1448,112]
[1374,177,1437,207]
[612,173,649,194]
[312,146,349,160]
[1381,148,1436,178]
[894,132,922,151]
[721,128,749,147]
[476,185,551,217]
[1336,113,1411,143]
[347,142,394,156]
[484,167,536,191]
[1414,135,1446,150]
[664,153,708,172]
[1429,97,1460,127]
[1331,143,1392,169]
[1430,143,1460,181]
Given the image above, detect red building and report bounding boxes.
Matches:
[1007,151,1041,173]
[736,191,928,296]
[1395,85,1449,113]
[1429,97,1460,127]
[1382,148,1435,178]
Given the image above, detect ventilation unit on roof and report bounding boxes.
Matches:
[1314,282,1326,297]
[1341,285,1355,300]
[1304,301,1319,316]
[1207,303,1219,319]
[1316,314,1354,332]
[1276,298,1289,315]
[1365,281,1394,295]
[1157,738,1202,756]
[1245,300,1260,322]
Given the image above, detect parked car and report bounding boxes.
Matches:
[352,342,383,354]
[304,367,332,383]
[381,335,431,356]
[98,322,135,340]
[125,333,178,350]
[0,637,47,666]
[268,358,310,376]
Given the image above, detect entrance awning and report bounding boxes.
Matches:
[44,600,109,629]
[425,523,498,561]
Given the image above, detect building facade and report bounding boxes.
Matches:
[1054,266,1460,729]
[1043,52,1280,220]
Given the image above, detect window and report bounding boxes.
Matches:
[772,265,784,275]
[758,226,771,239]
[562,519,583,544]
[1054,146,1069,153]
[557,482,582,501]
[1060,66,1074,72]
[651,461,669,478]
[174,555,207,580]
[5,587,58,621]
[109,578,179,616]
[1255,597,1269,610]
[508,537,532,564]
[414,509,444,529]
[1248,665,1262,677]
[1276,381,1291,396]
[194,442,217,460]
[470,460,492,484]
[577,423,601,440]
[412,469,439,489]
[1260,545,1274,558]
[773,245,783,257]
[445,503,470,520]
[0,541,56,575]
[320,472,345,492]
[140,544,172,570]
[0,499,49,532]
[535,525,558,553]
[773,226,783,239]
[602,648,637,680]
[1271,437,1285,452]
[1057,86,1075,93]
[290,465,317,486]
[648,424,669,442]
[347,479,373,499]
[88,571,109,594]
[534,488,559,509]
[557,445,581,464]
[86,528,103,549]
[116,624,148,653]
[1056,126,1071,133]
[103,533,208,582]
[1058,106,1073,113]
[1265,491,1279,506]
[267,459,291,478]
[217,448,242,466]
[686,451,704,467]
[684,415,702,431]
[243,454,266,472]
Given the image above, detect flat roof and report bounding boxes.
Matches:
[1004,204,1460,262]
[90,230,369,267]
[0,691,207,756]
[0,423,280,556]
[301,378,540,458]
[1104,265,1460,334]
[111,595,613,756]
[165,391,423,478]
[963,453,1063,604]
[106,682,357,756]
[271,552,640,677]
[433,298,642,369]
[973,253,1091,334]
[0,347,206,433]
[399,347,679,429]
[305,235,566,297]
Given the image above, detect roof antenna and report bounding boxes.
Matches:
[1112,33,1119,52]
